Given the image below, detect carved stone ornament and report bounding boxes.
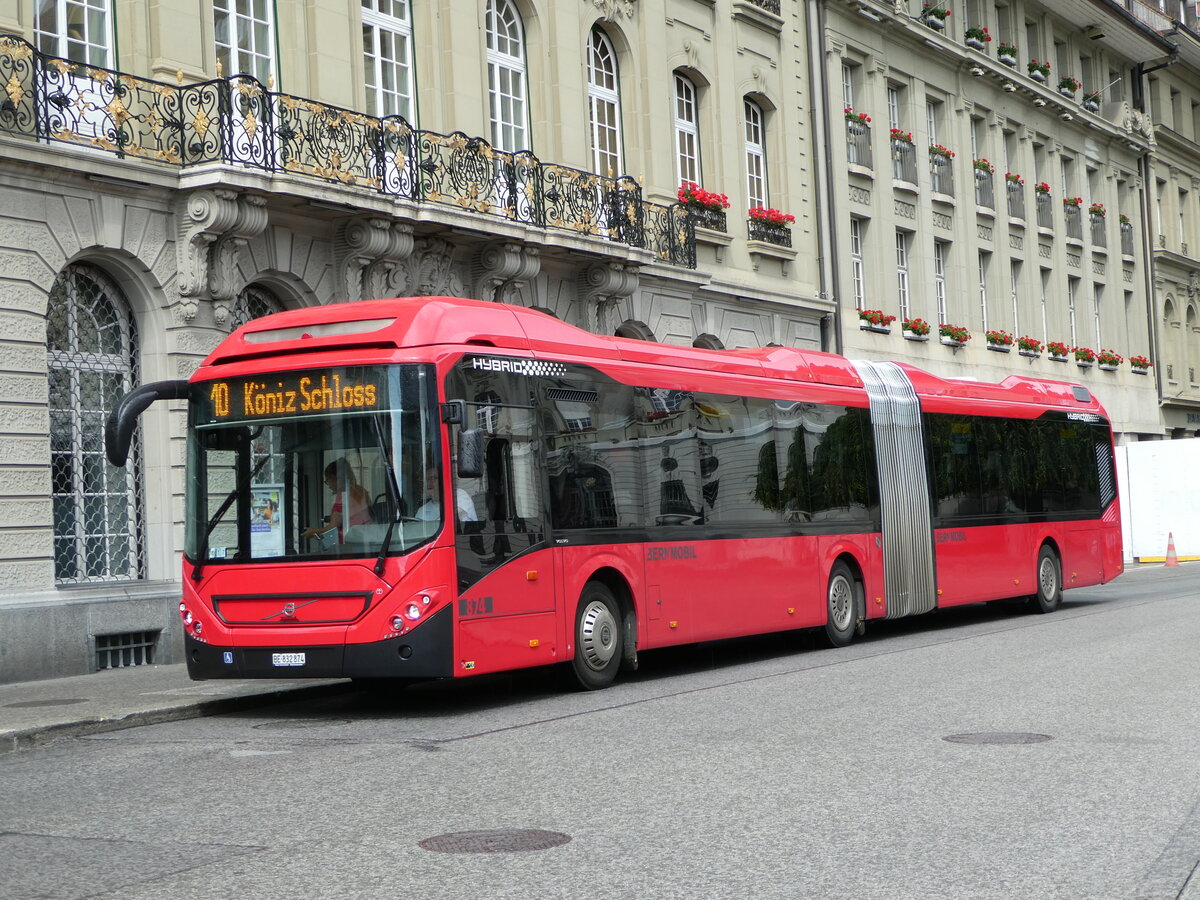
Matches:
[176,189,268,320]
[473,241,541,303]
[409,237,464,297]
[334,217,415,302]
[578,261,639,333]
[591,0,635,20]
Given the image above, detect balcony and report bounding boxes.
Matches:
[1065,204,1084,242]
[0,34,695,268]
[1006,181,1026,220]
[846,120,873,170]
[891,139,917,185]
[1036,193,1054,230]
[1121,223,1135,256]
[1090,214,1107,249]
[974,169,995,210]
[930,153,954,197]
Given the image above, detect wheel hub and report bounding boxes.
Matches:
[579,600,618,670]
[829,576,853,631]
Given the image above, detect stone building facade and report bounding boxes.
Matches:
[0,0,1196,682]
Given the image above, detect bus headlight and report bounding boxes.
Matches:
[391,615,404,631]
[406,603,422,621]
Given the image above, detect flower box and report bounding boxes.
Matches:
[1098,363,1118,371]
[1027,60,1050,82]
[939,323,971,346]
[1047,341,1070,362]
[858,309,897,333]
[1019,349,1041,358]
[998,52,1017,66]
[1017,336,1043,357]
[1049,353,1069,362]
[1131,366,1149,375]
[1130,355,1152,374]
[904,331,930,342]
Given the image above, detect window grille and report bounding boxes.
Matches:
[229,284,284,331]
[95,631,158,670]
[48,264,143,584]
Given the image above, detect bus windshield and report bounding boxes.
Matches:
[184,364,442,565]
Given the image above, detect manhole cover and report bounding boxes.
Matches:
[418,829,571,854]
[944,732,1053,745]
[252,719,351,730]
[4,698,88,708]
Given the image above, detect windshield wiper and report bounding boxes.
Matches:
[371,414,402,576]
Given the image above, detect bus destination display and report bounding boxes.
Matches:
[201,369,385,424]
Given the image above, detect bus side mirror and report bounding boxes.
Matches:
[458,428,484,479]
[105,380,190,467]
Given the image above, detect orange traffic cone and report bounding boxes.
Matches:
[1165,533,1180,567]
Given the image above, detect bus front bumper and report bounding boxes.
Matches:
[184,604,454,680]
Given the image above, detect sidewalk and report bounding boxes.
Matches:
[0,664,343,754]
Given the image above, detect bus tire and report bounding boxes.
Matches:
[1032,545,1062,614]
[570,582,623,690]
[824,561,858,648]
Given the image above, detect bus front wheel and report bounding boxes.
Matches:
[824,561,858,648]
[571,582,623,690]
[1032,546,1062,614]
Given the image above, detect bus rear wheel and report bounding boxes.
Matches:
[824,561,858,648]
[1032,545,1062,614]
[570,582,623,690]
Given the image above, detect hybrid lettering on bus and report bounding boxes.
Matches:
[106,297,1122,689]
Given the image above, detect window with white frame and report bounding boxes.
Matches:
[978,250,991,330]
[744,98,767,209]
[1010,259,1022,336]
[587,28,623,176]
[48,263,141,584]
[214,0,275,83]
[887,85,902,130]
[674,73,701,186]
[850,217,866,310]
[842,64,855,111]
[487,0,528,152]
[35,0,113,66]
[926,99,940,145]
[896,231,911,320]
[934,240,949,324]
[363,0,414,120]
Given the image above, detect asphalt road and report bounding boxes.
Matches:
[2,564,1199,899]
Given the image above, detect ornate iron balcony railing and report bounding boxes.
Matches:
[846,120,872,169]
[0,34,695,268]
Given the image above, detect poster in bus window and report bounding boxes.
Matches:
[251,486,285,558]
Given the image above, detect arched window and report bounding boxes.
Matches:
[229,284,285,331]
[35,0,114,66]
[47,264,140,584]
[362,0,415,120]
[675,73,701,187]
[587,28,623,176]
[486,0,529,153]
[744,98,768,210]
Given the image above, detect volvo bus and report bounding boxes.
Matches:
[106,296,1122,689]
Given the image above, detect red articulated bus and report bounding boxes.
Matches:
[106,296,1123,689]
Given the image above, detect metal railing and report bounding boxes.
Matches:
[1007,181,1026,220]
[745,0,782,13]
[892,139,917,183]
[0,34,695,268]
[1090,214,1107,248]
[1065,204,1083,241]
[1121,224,1135,256]
[974,169,994,209]
[1036,193,1054,229]
[930,153,954,196]
[846,120,872,169]
[747,218,792,247]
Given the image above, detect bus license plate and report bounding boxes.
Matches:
[272,652,306,667]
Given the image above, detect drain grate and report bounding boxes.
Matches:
[4,698,88,708]
[944,732,1053,745]
[418,829,571,854]
[95,631,158,670]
